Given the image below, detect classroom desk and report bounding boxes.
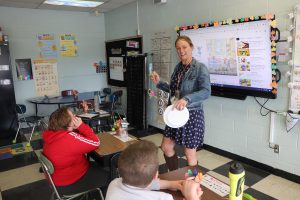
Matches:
[159,166,245,200]
[27,91,105,116]
[89,132,138,180]
[94,132,138,156]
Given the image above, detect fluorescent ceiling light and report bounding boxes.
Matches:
[43,0,104,8]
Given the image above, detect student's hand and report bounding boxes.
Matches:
[150,71,160,85]
[181,180,203,200]
[68,116,82,131]
[173,98,188,111]
[72,117,82,129]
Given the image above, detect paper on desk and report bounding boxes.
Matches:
[77,113,98,118]
[109,132,135,142]
[200,174,230,197]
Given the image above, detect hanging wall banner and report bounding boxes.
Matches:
[59,34,77,57]
[32,59,59,97]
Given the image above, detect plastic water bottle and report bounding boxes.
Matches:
[229,162,245,200]
[120,118,129,141]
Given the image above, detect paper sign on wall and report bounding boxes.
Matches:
[109,57,124,81]
[59,34,77,57]
[37,34,57,59]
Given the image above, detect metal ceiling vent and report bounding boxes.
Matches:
[153,0,167,4]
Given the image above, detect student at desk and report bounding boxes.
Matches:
[105,140,203,200]
[42,107,109,195]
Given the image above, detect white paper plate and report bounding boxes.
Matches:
[163,105,189,128]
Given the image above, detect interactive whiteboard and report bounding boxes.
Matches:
[180,20,274,99]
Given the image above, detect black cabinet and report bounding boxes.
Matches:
[0,41,17,138]
[126,55,146,130]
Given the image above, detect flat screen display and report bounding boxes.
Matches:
[180,20,275,99]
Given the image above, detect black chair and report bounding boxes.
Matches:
[101,88,111,103]
[110,90,124,115]
[39,152,104,200]
[110,152,121,181]
[13,104,47,146]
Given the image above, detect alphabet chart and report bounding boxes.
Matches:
[32,59,59,97]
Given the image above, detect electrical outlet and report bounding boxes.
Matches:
[274,144,279,153]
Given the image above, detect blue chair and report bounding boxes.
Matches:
[101,88,111,103]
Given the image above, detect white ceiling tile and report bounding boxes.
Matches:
[0,0,135,12]
[38,4,92,12]
[111,0,136,3]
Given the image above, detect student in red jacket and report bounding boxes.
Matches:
[42,107,109,195]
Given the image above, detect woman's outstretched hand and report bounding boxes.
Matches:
[150,71,160,85]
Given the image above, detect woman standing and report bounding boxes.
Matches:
[151,36,211,170]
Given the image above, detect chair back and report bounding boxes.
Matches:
[103,88,111,96]
[39,153,62,200]
[110,152,121,181]
[16,104,26,115]
[110,90,123,104]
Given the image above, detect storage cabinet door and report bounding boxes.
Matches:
[0,44,17,138]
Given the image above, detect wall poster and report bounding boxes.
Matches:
[37,33,57,59]
[32,59,59,97]
[109,57,124,81]
[59,34,77,57]
[15,58,33,80]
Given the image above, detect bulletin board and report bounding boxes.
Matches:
[105,36,143,86]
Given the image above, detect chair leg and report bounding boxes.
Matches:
[50,192,55,200]
[26,125,36,147]
[41,120,48,129]
[12,124,21,143]
[97,188,104,200]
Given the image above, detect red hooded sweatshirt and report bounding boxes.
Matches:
[42,123,100,186]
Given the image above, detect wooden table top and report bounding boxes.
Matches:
[93,132,138,156]
[159,166,241,200]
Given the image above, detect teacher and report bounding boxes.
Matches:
[151,35,211,170]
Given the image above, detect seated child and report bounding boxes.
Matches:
[42,107,109,195]
[105,140,203,200]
